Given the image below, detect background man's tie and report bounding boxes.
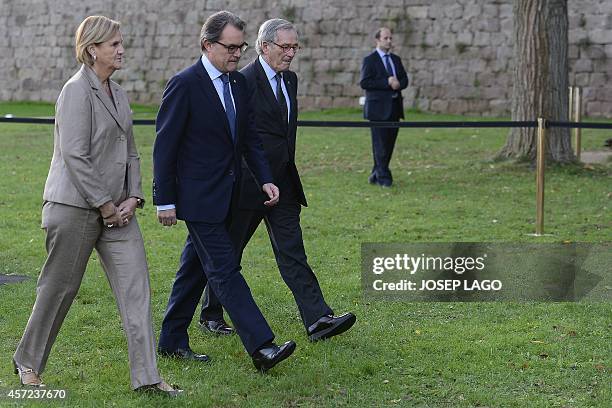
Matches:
[383,54,394,77]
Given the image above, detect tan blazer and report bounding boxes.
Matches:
[43,64,144,209]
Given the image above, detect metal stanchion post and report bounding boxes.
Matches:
[536,118,546,236]
[574,87,582,162]
[568,86,574,124]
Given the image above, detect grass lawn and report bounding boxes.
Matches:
[0,101,610,407]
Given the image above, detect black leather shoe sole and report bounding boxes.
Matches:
[253,341,296,373]
[309,313,356,342]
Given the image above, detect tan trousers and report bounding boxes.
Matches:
[13,202,161,389]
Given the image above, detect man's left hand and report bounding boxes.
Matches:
[262,183,280,206]
[389,76,401,90]
[117,197,139,226]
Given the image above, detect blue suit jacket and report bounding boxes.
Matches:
[360,51,409,121]
[153,59,273,222]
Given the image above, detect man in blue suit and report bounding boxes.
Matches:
[360,27,409,188]
[153,10,295,372]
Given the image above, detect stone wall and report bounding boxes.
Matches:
[0,0,610,117]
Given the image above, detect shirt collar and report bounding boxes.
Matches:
[376,48,390,58]
[201,53,224,81]
[259,55,279,81]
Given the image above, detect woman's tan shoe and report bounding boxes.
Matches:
[137,380,182,397]
[13,360,44,387]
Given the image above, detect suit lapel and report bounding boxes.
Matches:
[82,65,126,132]
[193,60,233,143]
[391,53,404,77]
[285,73,297,126]
[254,59,289,135]
[374,51,388,76]
[254,60,284,119]
[110,81,130,131]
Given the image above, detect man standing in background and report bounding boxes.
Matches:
[360,27,409,188]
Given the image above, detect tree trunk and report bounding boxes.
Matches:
[498,0,574,163]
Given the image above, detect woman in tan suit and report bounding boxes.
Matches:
[12,15,180,397]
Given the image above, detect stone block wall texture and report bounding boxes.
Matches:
[0,0,610,117]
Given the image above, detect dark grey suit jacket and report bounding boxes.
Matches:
[238,58,307,211]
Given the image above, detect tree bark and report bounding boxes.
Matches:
[498,0,574,163]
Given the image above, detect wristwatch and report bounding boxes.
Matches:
[134,197,144,208]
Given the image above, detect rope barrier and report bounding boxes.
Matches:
[2,116,611,129]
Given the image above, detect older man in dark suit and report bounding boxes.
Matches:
[199,19,356,342]
[153,11,295,372]
[360,27,409,187]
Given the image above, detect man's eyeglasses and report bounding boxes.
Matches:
[214,41,249,54]
[270,41,300,54]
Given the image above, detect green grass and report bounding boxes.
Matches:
[0,102,610,407]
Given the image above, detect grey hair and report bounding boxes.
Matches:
[200,10,246,51]
[255,18,297,55]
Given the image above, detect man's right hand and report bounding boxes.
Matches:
[158,208,177,226]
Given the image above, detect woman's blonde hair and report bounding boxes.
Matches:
[75,16,120,66]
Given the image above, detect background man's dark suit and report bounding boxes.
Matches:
[200,57,334,330]
[153,58,276,356]
[360,48,409,187]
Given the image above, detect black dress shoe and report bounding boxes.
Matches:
[158,347,210,362]
[251,341,296,372]
[137,381,183,397]
[368,173,377,184]
[199,319,235,336]
[307,312,356,342]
